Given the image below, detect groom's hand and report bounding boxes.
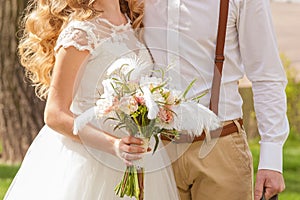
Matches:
[254,169,285,200]
[113,136,146,165]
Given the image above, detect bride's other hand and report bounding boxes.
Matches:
[113,136,146,166]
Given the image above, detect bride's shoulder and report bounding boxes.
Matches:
[54,18,113,54]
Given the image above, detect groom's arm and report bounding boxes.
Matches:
[236,0,289,199]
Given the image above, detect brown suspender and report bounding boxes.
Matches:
[160,0,245,144]
[209,0,230,115]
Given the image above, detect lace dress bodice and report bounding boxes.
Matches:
[55,16,153,115]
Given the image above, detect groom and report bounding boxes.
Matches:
[143,0,288,200]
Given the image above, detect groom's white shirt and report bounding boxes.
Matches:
[143,0,289,173]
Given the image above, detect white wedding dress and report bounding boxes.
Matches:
[4,16,179,200]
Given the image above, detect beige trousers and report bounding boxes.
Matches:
[163,120,253,200]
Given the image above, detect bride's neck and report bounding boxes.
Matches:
[93,0,121,14]
[93,0,126,24]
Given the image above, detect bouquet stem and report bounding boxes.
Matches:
[137,167,144,200]
[114,165,144,200]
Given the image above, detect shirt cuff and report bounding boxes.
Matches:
[258,142,283,173]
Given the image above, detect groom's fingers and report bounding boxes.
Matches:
[254,172,265,200]
[255,170,285,200]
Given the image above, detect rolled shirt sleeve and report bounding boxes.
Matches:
[237,0,289,172]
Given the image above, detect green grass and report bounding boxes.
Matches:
[250,132,300,199]
[0,135,299,199]
[0,164,19,199]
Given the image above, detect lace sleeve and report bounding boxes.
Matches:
[54,21,96,53]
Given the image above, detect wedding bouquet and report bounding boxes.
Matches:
[73,56,220,200]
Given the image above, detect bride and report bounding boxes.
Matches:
[4,0,179,199]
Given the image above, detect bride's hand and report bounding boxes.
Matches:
[113,136,146,166]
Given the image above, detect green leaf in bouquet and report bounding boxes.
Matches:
[96,89,102,97]
[155,100,168,106]
[110,82,121,97]
[143,119,156,138]
[131,110,140,119]
[161,129,180,141]
[103,117,119,124]
[113,124,127,132]
[114,167,130,197]
[153,134,159,154]
[191,91,208,102]
[126,168,132,197]
[136,170,141,199]
[150,68,165,79]
[163,105,177,116]
[141,109,147,128]
[151,64,175,80]
[114,111,122,121]
[120,166,140,199]
[111,77,120,81]
[134,167,140,198]
[125,69,135,81]
[113,122,126,132]
[181,78,197,100]
[150,81,168,93]
[119,64,129,74]
[132,116,143,135]
[122,116,139,135]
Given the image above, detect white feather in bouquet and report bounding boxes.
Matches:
[172,101,221,136]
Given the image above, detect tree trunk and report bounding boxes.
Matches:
[0,0,45,163]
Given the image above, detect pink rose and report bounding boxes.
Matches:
[158,106,174,124]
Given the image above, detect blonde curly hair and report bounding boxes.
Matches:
[18,0,144,100]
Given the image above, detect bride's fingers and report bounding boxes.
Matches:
[120,143,145,154]
[122,136,144,145]
[113,138,145,165]
[120,136,145,153]
[121,152,143,161]
[119,152,143,166]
